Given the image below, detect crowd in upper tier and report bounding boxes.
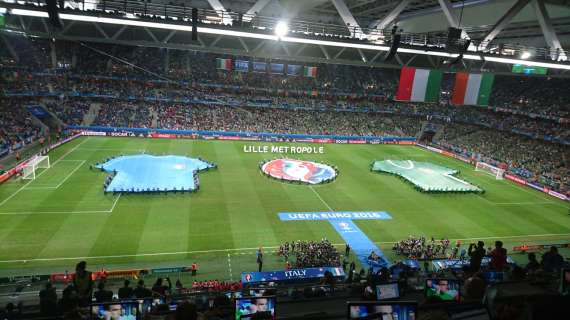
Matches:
[0,36,568,193]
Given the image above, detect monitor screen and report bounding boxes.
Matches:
[348,301,417,320]
[562,269,570,295]
[90,302,138,320]
[235,296,276,320]
[425,279,460,302]
[483,272,504,284]
[376,283,400,300]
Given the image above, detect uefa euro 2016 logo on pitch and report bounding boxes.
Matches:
[261,159,337,185]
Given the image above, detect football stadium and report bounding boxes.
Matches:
[0,0,569,319]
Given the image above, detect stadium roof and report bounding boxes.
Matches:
[1,0,569,74]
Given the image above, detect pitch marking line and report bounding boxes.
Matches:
[0,194,122,215]
[309,185,334,212]
[227,253,233,281]
[0,138,90,208]
[109,193,122,213]
[1,232,569,264]
[54,160,86,189]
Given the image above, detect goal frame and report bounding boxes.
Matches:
[475,161,504,180]
[22,155,50,180]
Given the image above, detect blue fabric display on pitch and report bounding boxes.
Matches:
[96,155,214,192]
[330,220,390,270]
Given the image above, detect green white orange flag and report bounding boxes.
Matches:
[216,58,232,71]
[395,67,443,103]
[303,66,317,77]
[451,72,495,106]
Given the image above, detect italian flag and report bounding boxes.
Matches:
[303,66,317,77]
[216,58,232,71]
[395,67,443,103]
[451,72,495,106]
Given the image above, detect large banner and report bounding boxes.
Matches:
[396,67,442,103]
[451,72,495,106]
[74,126,417,145]
[241,267,344,284]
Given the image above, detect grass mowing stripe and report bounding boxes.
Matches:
[0,138,568,277]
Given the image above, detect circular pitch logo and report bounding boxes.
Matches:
[261,159,337,184]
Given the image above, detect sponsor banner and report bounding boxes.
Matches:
[527,182,545,192]
[150,133,176,139]
[279,211,392,221]
[441,150,455,158]
[504,174,527,185]
[426,145,443,153]
[50,273,72,283]
[151,267,187,274]
[81,130,107,136]
[70,126,417,145]
[348,140,366,144]
[548,190,568,201]
[242,267,344,284]
[218,136,242,141]
[433,257,515,271]
[454,154,471,163]
[513,245,543,252]
[99,269,144,280]
[109,132,134,137]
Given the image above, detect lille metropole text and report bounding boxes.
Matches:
[243,145,325,154]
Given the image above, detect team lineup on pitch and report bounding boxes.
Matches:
[0,136,568,279]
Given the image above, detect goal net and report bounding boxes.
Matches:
[22,155,50,180]
[475,161,504,180]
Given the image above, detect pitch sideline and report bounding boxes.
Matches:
[0,232,569,264]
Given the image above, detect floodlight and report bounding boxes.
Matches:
[275,21,288,37]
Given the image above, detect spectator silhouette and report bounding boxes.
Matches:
[541,246,564,273]
[118,279,134,299]
[468,241,486,272]
[94,281,113,303]
[39,282,58,317]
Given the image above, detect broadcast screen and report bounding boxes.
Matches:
[483,272,504,284]
[253,62,267,73]
[425,279,460,302]
[562,269,570,295]
[235,60,249,72]
[235,296,276,319]
[287,64,301,76]
[270,63,284,74]
[511,64,548,75]
[90,302,138,320]
[348,302,417,320]
[376,283,400,300]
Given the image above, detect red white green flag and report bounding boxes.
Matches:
[303,66,317,77]
[451,72,495,106]
[395,67,443,103]
[216,58,232,71]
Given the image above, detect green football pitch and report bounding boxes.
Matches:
[0,136,568,280]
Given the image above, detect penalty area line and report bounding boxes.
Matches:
[2,233,570,264]
[0,194,121,215]
[0,138,90,208]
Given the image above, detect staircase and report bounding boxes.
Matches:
[151,107,159,128]
[83,103,101,126]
